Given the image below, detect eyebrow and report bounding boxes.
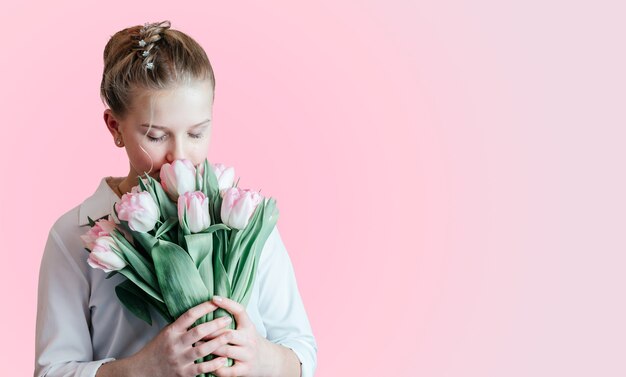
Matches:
[139,119,211,130]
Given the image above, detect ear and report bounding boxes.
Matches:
[104,109,127,148]
[104,109,121,138]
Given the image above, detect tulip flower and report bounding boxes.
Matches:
[87,236,127,272]
[115,191,160,232]
[160,159,197,200]
[81,218,117,250]
[221,187,263,230]
[178,191,211,233]
[212,163,236,192]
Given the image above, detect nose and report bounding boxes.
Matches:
[165,139,187,162]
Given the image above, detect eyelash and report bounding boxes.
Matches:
[147,133,203,143]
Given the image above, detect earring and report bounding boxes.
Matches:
[116,137,123,146]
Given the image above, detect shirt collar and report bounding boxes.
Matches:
[78,177,121,226]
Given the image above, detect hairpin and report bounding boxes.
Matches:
[138,39,147,47]
[146,62,154,70]
[142,51,149,57]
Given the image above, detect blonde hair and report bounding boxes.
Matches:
[100,20,215,119]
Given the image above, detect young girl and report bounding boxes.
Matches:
[35,20,317,377]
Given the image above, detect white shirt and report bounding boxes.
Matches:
[35,177,317,377]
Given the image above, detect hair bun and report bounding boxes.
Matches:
[140,20,171,39]
[133,20,171,69]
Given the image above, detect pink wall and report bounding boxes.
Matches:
[2,0,625,376]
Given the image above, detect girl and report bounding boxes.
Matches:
[35,20,317,377]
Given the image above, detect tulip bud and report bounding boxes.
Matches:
[160,159,197,200]
[178,191,211,233]
[81,218,117,251]
[87,236,127,272]
[115,191,160,232]
[221,187,263,230]
[212,163,236,192]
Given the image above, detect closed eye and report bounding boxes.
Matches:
[147,134,167,142]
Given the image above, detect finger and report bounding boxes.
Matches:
[201,329,239,345]
[187,330,235,361]
[173,301,219,331]
[213,362,249,377]
[201,327,228,341]
[211,343,248,361]
[212,296,253,329]
[182,315,233,345]
[189,356,229,375]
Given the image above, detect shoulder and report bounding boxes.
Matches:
[47,177,114,244]
[41,178,116,274]
[48,204,83,242]
[259,225,286,264]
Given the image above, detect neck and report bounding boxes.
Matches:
[116,175,135,197]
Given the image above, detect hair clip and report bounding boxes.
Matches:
[142,51,149,57]
[146,62,154,70]
[138,39,147,47]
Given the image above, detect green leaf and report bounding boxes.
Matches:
[202,159,220,199]
[146,173,178,220]
[180,206,191,237]
[110,230,158,290]
[196,166,203,192]
[225,229,243,272]
[199,223,231,234]
[155,217,178,239]
[198,247,214,294]
[117,267,164,303]
[185,233,213,267]
[133,231,159,254]
[115,280,153,325]
[105,270,119,279]
[211,194,224,224]
[230,199,279,305]
[115,279,174,324]
[152,240,210,319]
[234,252,261,307]
[213,250,231,299]
[226,203,264,277]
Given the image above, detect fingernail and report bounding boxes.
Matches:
[222,316,232,323]
[213,295,223,302]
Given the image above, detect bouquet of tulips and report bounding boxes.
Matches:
[81,158,279,375]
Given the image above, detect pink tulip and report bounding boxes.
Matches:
[87,236,127,272]
[221,187,263,230]
[115,191,160,232]
[212,163,236,192]
[177,191,211,233]
[160,159,197,200]
[81,218,117,250]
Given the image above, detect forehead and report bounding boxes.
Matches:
[128,80,214,126]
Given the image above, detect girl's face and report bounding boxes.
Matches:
[105,79,214,180]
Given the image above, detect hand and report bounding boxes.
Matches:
[205,296,275,377]
[128,301,234,377]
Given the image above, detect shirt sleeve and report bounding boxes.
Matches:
[35,227,115,377]
[257,226,318,377]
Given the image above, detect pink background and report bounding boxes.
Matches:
[1,1,625,376]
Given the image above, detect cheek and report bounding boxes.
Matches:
[127,143,163,167]
[190,143,210,165]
